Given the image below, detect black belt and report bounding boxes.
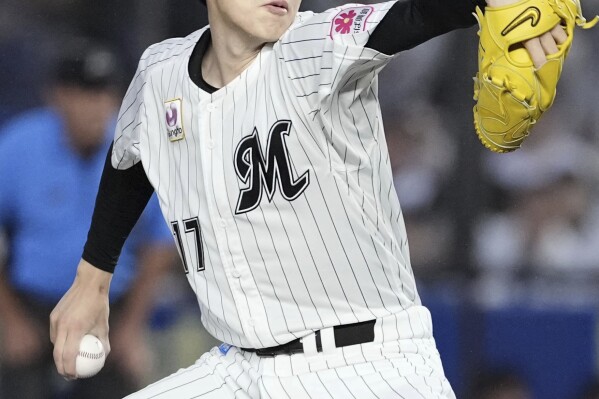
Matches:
[242,320,376,357]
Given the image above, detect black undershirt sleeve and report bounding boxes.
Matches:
[82,145,155,273]
[366,0,487,54]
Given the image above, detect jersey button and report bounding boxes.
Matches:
[247,319,255,327]
[231,270,241,278]
[207,140,214,149]
[207,103,217,112]
[219,219,227,228]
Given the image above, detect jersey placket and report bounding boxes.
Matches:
[199,90,266,347]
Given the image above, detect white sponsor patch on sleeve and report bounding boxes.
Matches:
[329,6,374,39]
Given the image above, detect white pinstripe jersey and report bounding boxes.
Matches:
[113,1,434,348]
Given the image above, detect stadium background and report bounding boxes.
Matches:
[1,0,599,398]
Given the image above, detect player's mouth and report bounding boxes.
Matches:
[263,0,289,16]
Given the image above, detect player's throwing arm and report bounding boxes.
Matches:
[50,260,112,380]
[474,0,598,152]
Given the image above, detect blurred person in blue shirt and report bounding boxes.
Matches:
[0,39,176,399]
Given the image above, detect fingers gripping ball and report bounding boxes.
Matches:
[473,0,598,153]
[76,334,106,378]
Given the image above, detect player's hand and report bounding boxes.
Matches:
[1,312,44,366]
[524,25,568,68]
[49,259,112,379]
[486,0,569,68]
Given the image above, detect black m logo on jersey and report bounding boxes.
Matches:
[234,120,310,214]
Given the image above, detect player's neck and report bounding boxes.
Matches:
[201,25,264,89]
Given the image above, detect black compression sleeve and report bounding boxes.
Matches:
[366,0,487,54]
[82,145,155,273]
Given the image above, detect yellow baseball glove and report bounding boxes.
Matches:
[473,0,597,153]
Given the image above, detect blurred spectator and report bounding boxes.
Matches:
[467,369,532,399]
[473,115,599,306]
[0,40,176,398]
[475,173,599,271]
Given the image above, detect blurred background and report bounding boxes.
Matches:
[0,1,598,398]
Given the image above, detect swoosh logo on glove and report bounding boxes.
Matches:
[501,7,541,36]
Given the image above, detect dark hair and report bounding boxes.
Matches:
[200,0,206,5]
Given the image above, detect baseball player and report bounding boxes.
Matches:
[50,0,566,397]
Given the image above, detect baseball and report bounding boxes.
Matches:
[75,334,106,378]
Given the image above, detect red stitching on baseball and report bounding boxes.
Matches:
[79,350,103,359]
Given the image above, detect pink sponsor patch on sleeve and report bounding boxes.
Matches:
[329,6,374,39]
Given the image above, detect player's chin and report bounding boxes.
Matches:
[253,15,294,42]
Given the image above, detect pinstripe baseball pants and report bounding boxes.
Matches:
[125,325,455,399]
